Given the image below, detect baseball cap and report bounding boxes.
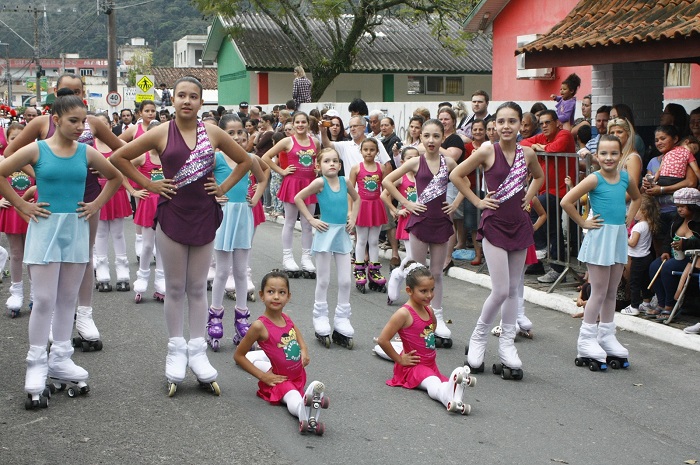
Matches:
[239,101,249,108]
[673,187,700,205]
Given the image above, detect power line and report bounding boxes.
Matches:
[113,0,158,9]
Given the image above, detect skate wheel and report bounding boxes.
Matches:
[167,382,177,397]
[461,404,471,415]
[24,397,34,410]
[81,341,90,352]
[55,383,66,392]
[442,338,453,349]
[610,359,621,370]
[467,376,476,388]
[346,338,354,350]
[67,387,77,398]
[321,396,330,409]
[94,340,103,351]
[211,381,221,396]
[211,339,220,352]
[299,420,308,434]
[589,362,599,372]
[304,394,312,407]
[135,294,142,303]
[315,422,325,436]
[47,383,56,394]
[501,367,510,380]
[492,364,501,375]
[574,358,583,367]
[512,369,523,381]
[42,386,52,399]
[72,337,81,347]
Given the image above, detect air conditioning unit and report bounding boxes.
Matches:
[516,34,555,80]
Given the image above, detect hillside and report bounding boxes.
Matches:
[0,0,211,66]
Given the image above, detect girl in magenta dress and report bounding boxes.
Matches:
[349,138,389,291]
[235,271,330,435]
[375,263,475,415]
[262,112,319,277]
[451,102,544,378]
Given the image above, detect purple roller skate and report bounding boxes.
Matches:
[233,307,251,346]
[207,307,224,352]
[367,262,386,293]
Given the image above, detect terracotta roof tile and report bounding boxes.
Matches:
[517,0,700,55]
[152,67,218,89]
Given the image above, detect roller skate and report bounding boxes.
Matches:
[206,306,224,352]
[153,268,165,302]
[354,262,367,294]
[299,381,329,436]
[386,266,404,305]
[492,324,523,380]
[575,322,608,372]
[72,306,103,352]
[24,345,51,410]
[188,337,220,395]
[133,268,149,303]
[7,281,23,318]
[331,303,354,349]
[597,321,630,369]
[165,337,188,397]
[225,268,236,300]
[313,301,332,348]
[232,307,254,348]
[465,319,489,373]
[134,233,143,262]
[445,366,476,415]
[47,341,90,398]
[516,298,533,339]
[433,307,453,348]
[367,262,387,292]
[245,266,256,302]
[283,249,301,278]
[300,249,316,279]
[94,255,112,292]
[114,254,130,292]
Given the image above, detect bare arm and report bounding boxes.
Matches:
[261,138,294,176]
[233,321,288,387]
[294,178,327,231]
[560,174,601,230]
[376,308,418,366]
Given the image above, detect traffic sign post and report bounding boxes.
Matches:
[135,74,155,104]
[106,91,122,107]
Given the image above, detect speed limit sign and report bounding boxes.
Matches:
[106,91,122,107]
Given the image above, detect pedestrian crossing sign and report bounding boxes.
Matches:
[135,75,156,103]
[137,76,154,93]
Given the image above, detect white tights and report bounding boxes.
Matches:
[584,263,624,324]
[418,376,450,407]
[211,248,250,309]
[156,225,213,340]
[355,226,381,263]
[478,238,527,326]
[77,214,99,306]
[282,202,314,250]
[138,227,160,274]
[95,218,127,256]
[409,233,449,309]
[314,252,351,305]
[6,233,26,283]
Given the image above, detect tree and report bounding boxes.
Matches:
[193,0,477,101]
[125,48,154,87]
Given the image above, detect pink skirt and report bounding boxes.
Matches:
[256,370,307,405]
[525,244,538,265]
[395,213,411,240]
[387,360,447,389]
[277,175,317,205]
[99,186,132,221]
[134,192,159,228]
[252,201,265,227]
[0,205,28,234]
[356,198,388,227]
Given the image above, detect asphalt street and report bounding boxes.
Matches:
[1,219,699,465]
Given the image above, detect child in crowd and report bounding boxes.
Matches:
[561,135,641,371]
[349,137,389,293]
[295,148,360,349]
[234,271,330,435]
[551,73,581,131]
[653,126,700,187]
[375,262,475,415]
[622,195,659,316]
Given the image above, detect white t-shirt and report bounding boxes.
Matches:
[332,138,391,172]
[628,220,651,257]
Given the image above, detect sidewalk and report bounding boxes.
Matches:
[267,213,700,352]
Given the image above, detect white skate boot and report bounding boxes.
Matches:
[94,255,112,292]
[493,324,523,380]
[73,306,102,351]
[313,301,332,348]
[134,234,143,262]
[7,281,23,318]
[153,268,165,302]
[445,366,476,415]
[300,249,316,279]
[299,380,328,435]
[372,340,403,361]
[386,266,404,305]
[246,266,256,301]
[332,303,354,349]
[466,319,490,373]
[516,298,533,338]
[576,322,608,371]
[165,337,188,396]
[597,321,630,369]
[24,345,50,410]
[133,268,150,303]
[283,249,301,278]
[225,267,236,300]
[187,337,220,395]
[115,254,130,292]
[48,341,90,397]
[432,307,452,348]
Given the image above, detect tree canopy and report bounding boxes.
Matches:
[193,0,477,101]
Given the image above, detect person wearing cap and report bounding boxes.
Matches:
[647,187,700,321]
[238,101,249,118]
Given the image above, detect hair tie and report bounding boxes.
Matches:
[404,262,427,277]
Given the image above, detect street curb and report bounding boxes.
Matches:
[267,213,700,352]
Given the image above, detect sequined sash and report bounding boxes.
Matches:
[172,122,215,188]
[77,120,94,147]
[491,144,526,203]
[417,155,448,205]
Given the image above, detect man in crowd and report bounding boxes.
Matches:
[368,109,384,139]
[321,115,392,176]
[112,108,134,136]
[457,90,491,138]
[23,106,40,125]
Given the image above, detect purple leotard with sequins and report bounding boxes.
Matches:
[155,121,222,246]
[405,154,453,243]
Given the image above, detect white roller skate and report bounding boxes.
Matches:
[115,254,130,292]
[134,233,143,262]
[372,339,403,361]
[188,337,220,395]
[153,268,165,302]
[48,341,90,398]
[445,366,476,415]
[225,267,236,300]
[516,298,533,338]
[465,319,489,373]
[24,345,50,410]
[7,281,23,318]
[597,321,630,369]
[283,249,301,278]
[332,303,354,349]
[386,266,404,305]
[73,306,103,352]
[246,266,256,302]
[313,301,332,348]
[166,337,188,396]
[94,255,112,292]
[493,324,523,380]
[300,249,316,279]
[575,322,608,371]
[433,307,453,348]
[299,380,329,436]
[133,268,150,303]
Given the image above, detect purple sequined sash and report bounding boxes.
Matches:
[172,122,215,188]
[417,155,448,205]
[491,145,526,203]
[77,121,94,147]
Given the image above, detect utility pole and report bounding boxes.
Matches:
[0,43,10,106]
[101,0,118,93]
